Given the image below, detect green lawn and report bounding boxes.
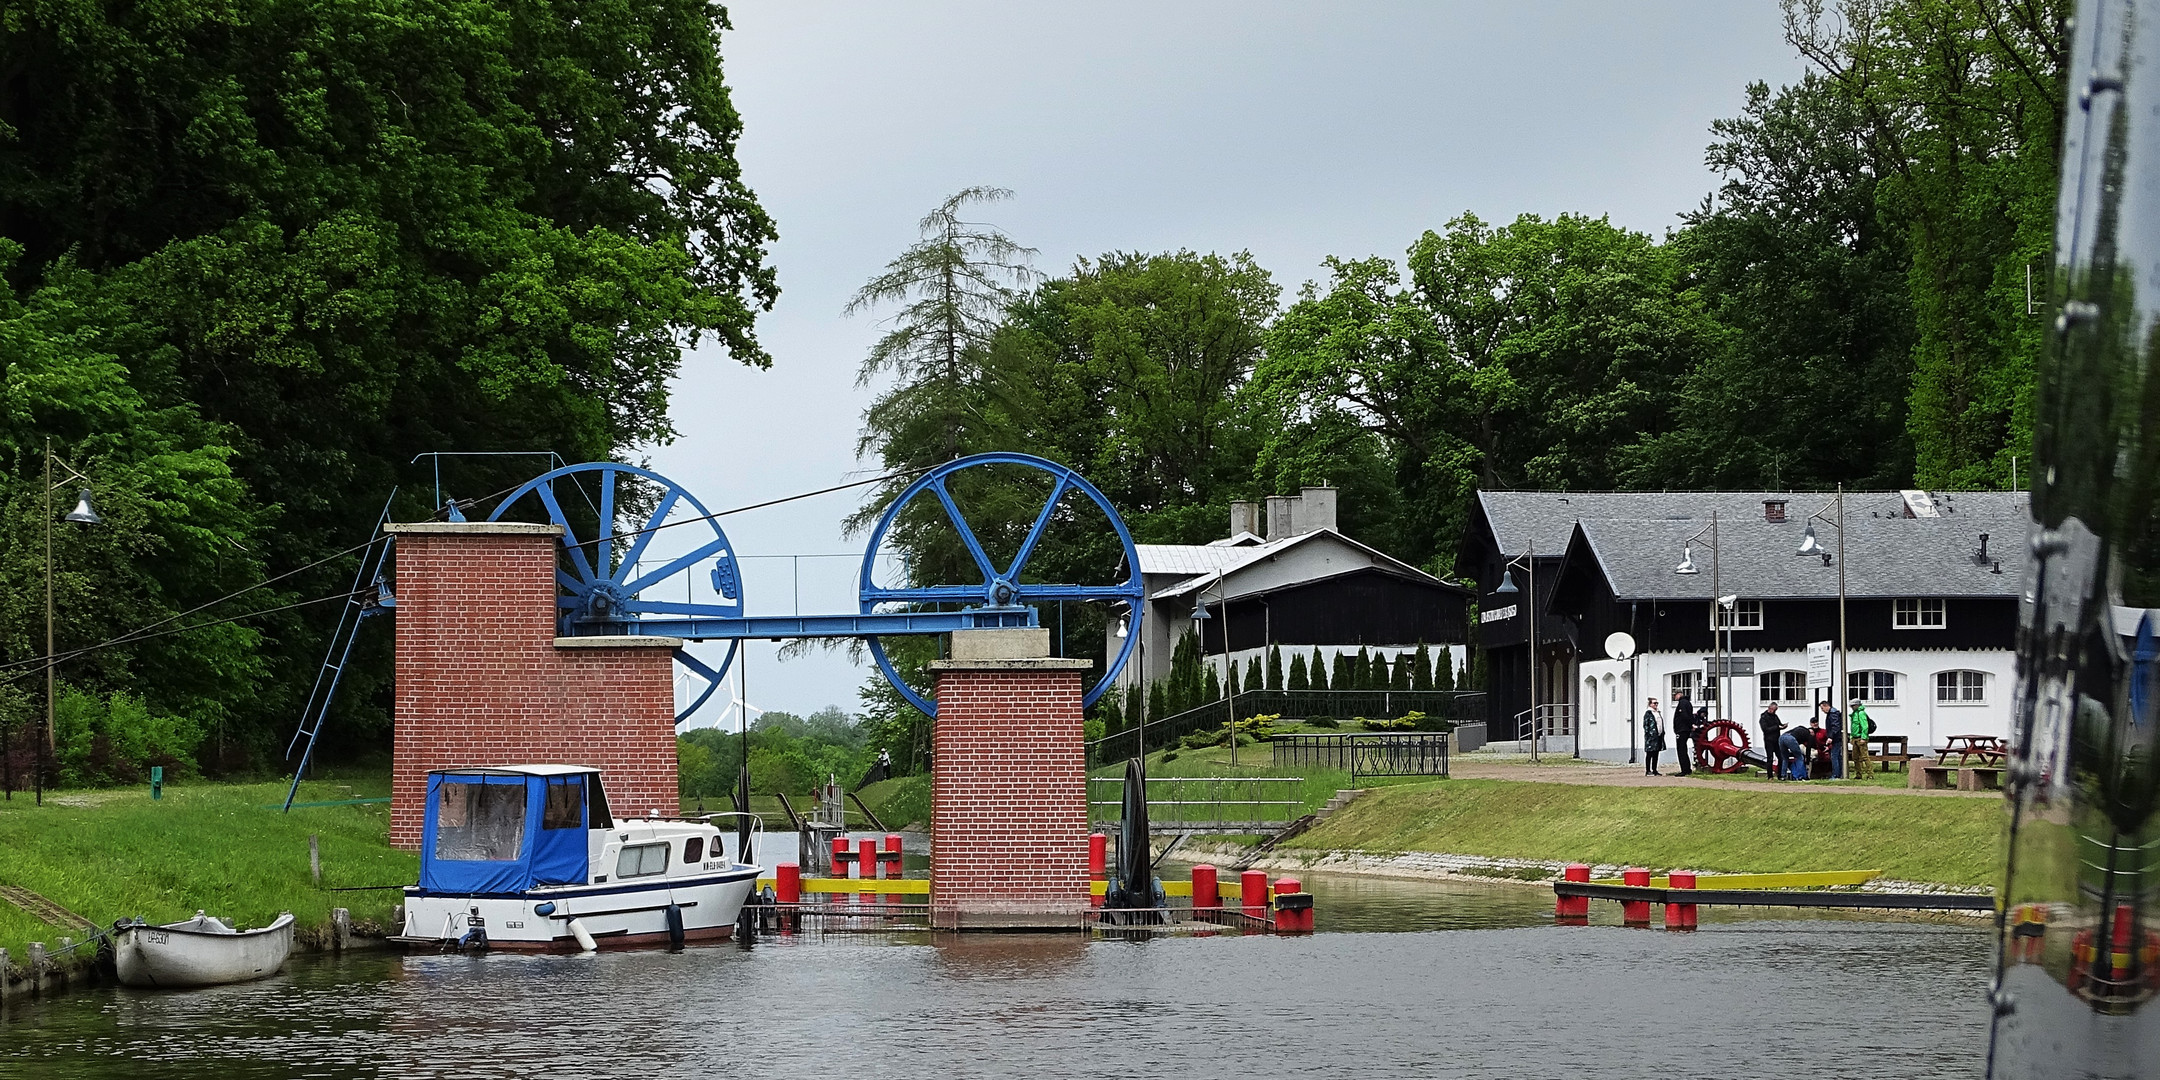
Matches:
[1287,778,2008,887]
[0,774,413,960]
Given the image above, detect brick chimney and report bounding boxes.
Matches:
[1764,499,1787,523]
[1229,500,1259,538]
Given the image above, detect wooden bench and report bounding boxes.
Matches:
[1910,763,2004,791]
[1863,734,1913,773]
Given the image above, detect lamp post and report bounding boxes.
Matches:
[1796,484,1850,776]
[1493,542,1541,762]
[33,437,103,806]
[1673,512,1725,724]
[1192,575,1238,767]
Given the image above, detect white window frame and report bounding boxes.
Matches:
[1936,669,1987,705]
[1758,670,1809,704]
[1895,597,1947,629]
[1712,599,1765,631]
[1669,670,1715,704]
[1849,670,1898,704]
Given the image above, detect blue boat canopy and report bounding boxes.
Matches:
[418,766,606,894]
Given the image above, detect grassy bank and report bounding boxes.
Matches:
[0,775,412,960]
[1288,779,2007,887]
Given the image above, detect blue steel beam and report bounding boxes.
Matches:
[619,609,1036,641]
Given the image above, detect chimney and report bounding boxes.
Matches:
[1299,486,1338,534]
[1763,500,1787,523]
[1264,495,1296,540]
[1229,500,1259,538]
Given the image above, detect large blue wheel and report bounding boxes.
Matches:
[490,463,743,725]
[859,453,1144,717]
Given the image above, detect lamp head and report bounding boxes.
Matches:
[1494,569,1520,594]
[1796,523,1820,557]
[1717,594,1738,607]
[64,489,102,526]
[1674,546,1699,575]
[1190,602,1211,622]
[1115,616,1129,640]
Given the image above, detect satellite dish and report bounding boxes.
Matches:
[1605,632,1637,660]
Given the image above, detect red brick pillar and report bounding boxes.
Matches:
[927,630,1093,930]
[384,522,681,849]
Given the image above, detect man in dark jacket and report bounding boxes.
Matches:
[1818,701,1846,779]
[1671,692,1696,776]
[1758,701,1784,780]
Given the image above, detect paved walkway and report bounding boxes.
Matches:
[1450,757,1997,798]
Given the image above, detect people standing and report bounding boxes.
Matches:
[1642,698,1665,776]
[1783,721,1812,781]
[1818,701,1846,779]
[1758,700,1784,780]
[1671,691,1696,776]
[1849,701,1876,776]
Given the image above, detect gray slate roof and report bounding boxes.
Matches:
[1478,489,2027,559]
[1563,497,2029,600]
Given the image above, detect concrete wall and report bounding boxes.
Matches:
[1571,647,2015,757]
[387,523,680,849]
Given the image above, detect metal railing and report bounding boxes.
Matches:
[1087,776,1306,833]
[1271,733,1450,779]
[1088,690,1487,763]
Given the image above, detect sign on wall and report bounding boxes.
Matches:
[1480,604,1518,624]
[1806,641,1834,688]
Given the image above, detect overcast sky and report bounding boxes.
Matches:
[645,2,1809,722]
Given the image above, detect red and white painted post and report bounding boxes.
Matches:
[1088,833,1107,908]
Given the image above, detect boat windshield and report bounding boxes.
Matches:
[433,780,527,862]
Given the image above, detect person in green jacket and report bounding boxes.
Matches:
[1848,701,1876,776]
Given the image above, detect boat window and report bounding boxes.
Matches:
[617,842,670,878]
[585,774,615,830]
[542,779,583,830]
[684,836,705,863]
[433,781,527,862]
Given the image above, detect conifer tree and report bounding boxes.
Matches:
[1392,652,1412,691]
[1267,645,1285,690]
[1287,652,1309,692]
[1126,682,1146,728]
[1412,642,1434,691]
[1435,648,1457,692]
[1244,655,1263,698]
[1332,651,1353,691]
[1204,665,1221,703]
[1225,659,1240,698]
[1310,650,1330,692]
[1149,682,1168,728]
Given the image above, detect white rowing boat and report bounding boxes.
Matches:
[112,911,295,988]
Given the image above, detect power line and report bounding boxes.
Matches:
[0,589,365,686]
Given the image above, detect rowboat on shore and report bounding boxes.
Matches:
[112,911,296,988]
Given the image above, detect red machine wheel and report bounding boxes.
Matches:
[1693,719,1753,774]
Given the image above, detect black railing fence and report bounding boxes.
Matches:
[1088,690,1486,764]
[1271,732,1451,778]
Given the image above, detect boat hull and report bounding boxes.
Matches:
[113,914,296,989]
[399,865,760,951]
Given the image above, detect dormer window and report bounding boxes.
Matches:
[1894,598,1947,629]
[1712,599,1764,631]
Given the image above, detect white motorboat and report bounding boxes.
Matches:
[394,765,762,951]
[113,910,296,988]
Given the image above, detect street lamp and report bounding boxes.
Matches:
[1796,484,1850,776]
[1192,579,1241,766]
[28,437,104,806]
[1494,542,1549,761]
[1673,512,1729,726]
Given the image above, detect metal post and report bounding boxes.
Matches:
[1528,541,1538,764]
[1836,484,1849,778]
[1711,511,1721,726]
[1219,579,1238,769]
[40,437,52,807]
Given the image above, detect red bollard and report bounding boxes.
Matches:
[1557,863,1591,921]
[1621,867,1652,925]
[882,834,904,907]
[1191,864,1220,919]
[831,836,854,905]
[2112,903,2137,980]
[775,862,801,905]
[1089,833,1108,909]
[1241,869,1268,920]
[1666,871,1698,930]
[1273,876,1308,933]
[859,838,879,908]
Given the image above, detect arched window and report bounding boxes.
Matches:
[1849,670,1897,704]
[1758,670,1808,704]
[1936,670,1987,704]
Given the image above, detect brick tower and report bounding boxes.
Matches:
[384,521,680,850]
[927,628,1093,929]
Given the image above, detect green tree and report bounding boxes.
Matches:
[1435,649,1457,692]
[1310,649,1330,693]
[1244,655,1263,698]
[1286,652,1309,692]
[1411,643,1434,691]
[1784,0,2067,487]
[1391,652,1412,691]
[1332,651,1354,692]
[1267,644,1285,690]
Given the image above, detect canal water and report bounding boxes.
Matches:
[0,873,1991,1079]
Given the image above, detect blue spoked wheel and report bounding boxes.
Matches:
[490,462,743,725]
[859,453,1144,717]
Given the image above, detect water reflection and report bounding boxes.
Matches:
[1,874,1990,1080]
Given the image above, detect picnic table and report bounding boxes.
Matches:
[1863,734,1912,771]
[1936,734,2006,766]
